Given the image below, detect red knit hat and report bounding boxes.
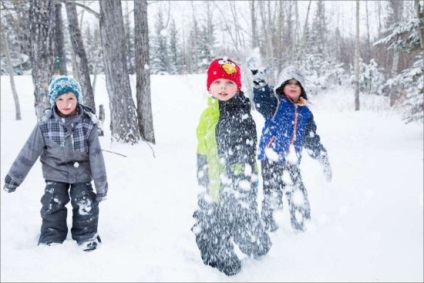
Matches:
[206,57,242,91]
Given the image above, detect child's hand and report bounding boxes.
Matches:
[318,153,332,182]
[250,67,268,88]
[323,163,332,182]
[3,185,16,193]
[96,195,107,202]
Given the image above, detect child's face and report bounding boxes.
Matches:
[55,92,78,117]
[208,79,238,101]
[283,80,301,102]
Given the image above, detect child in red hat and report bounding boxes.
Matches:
[192,57,271,276]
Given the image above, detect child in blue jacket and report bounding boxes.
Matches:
[251,66,332,232]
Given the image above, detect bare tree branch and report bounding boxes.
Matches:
[56,0,100,19]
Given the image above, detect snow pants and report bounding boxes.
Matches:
[261,160,311,231]
[38,181,99,245]
[192,187,271,276]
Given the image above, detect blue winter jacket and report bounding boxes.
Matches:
[253,85,327,165]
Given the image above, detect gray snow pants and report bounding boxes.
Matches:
[38,181,99,245]
[261,160,311,231]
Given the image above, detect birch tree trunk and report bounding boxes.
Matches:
[250,0,257,48]
[354,0,360,111]
[99,0,140,144]
[1,23,21,120]
[389,51,400,107]
[365,1,371,63]
[54,2,67,75]
[29,0,56,120]
[389,0,403,107]
[65,1,95,112]
[276,1,283,73]
[134,0,155,144]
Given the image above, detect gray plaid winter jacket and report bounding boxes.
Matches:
[4,105,108,198]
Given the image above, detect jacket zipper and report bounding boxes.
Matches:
[266,104,298,152]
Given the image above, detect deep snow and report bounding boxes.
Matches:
[1,74,423,282]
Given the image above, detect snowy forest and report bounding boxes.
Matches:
[0,0,423,141]
[1,1,423,281]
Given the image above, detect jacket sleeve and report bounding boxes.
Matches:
[197,154,209,188]
[4,125,45,190]
[253,84,278,119]
[303,114,328,159]
[88,128,108,198]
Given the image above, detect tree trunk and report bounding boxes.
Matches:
[134,0,155,144]
[124,2,133,74]
[65,1,95,112]
[276,1,283,72]
[354,0,360,111]
[389,51,400,106]
[415,0,424,49]
[388,0,403,107]
[365,1,371,63]
[250,0,257,49]
[54,3,67,75]
[99,0,140,144]
[29,0,56,120]
[1,23,21,120]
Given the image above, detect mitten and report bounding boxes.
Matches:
[250,67,268,88]
[3,175,18,193]
[318,153,332,182]
[3,185,17,193]
[96,194,107,202]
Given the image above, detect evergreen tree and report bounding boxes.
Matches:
[374,3,423,123]
[83,24,103,75]
[168,19,179,74]
[309,0,327,60]
[355,59,386,94]
[151,10,169,74]
[400,55,423,124]
[198,22,215,70]
[188,18,202,73]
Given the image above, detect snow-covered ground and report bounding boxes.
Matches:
[1,74,423,282]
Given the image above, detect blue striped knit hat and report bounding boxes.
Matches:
[48,76,82,105]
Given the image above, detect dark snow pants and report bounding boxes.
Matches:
[39,181,99,245]
[261,160,311,231]
[192,188,271,275]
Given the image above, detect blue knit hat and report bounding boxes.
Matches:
[48,76,82,105]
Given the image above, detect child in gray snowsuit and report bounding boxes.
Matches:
[3,76,108,251]
[192,58,271,276]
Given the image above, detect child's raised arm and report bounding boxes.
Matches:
[250,68,278,118]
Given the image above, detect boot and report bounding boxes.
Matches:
[263,214,278,232]
[79,235,101,252]
[261,207,278,232]
[215,244,241,276]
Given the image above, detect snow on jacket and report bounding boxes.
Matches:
[253,84,327,165]
[196,93,257,202]
[4,104,108,198]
